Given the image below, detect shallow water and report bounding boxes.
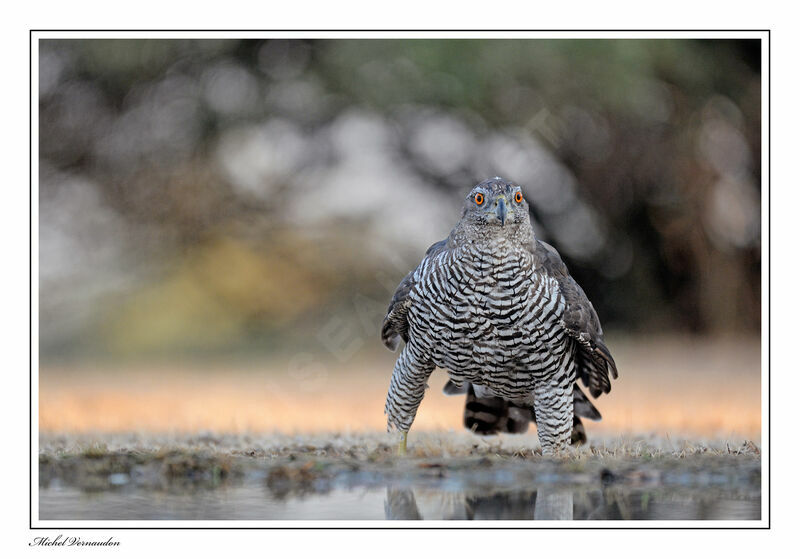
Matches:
[39,481,760,521]
[38,433,762,522]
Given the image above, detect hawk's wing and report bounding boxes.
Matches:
[532,240,618,397]
[381,238,449,351]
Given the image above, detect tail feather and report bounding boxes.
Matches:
[573,384,602,421]
[571,416,587,446]
[463,384,532,434]
[442,380,468,395]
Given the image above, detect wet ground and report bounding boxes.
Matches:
[38,433,761,521]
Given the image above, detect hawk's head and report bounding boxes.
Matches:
[459,177,532,239]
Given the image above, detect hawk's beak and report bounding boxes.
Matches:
[495,198,507,227]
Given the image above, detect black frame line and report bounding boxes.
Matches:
[28,28,771,531]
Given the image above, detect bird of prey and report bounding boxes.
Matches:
[381,177,617,455]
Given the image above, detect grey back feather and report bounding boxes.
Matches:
[532,240,618,397]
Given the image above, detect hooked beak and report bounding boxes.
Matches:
[495,198,507,227]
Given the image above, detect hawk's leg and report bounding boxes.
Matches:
[532,370,574,455]
[385,343,434,454]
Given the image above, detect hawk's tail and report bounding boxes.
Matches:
[461,383,532,435]
[443,381,599,444]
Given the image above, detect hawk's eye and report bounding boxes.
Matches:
[474,193,484,206]
[514,191,523,204]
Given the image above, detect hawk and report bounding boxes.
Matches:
[381,177,618,455]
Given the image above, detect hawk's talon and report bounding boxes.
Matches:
[397,431,408,456]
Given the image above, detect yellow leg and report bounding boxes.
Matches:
[397,431,408,456]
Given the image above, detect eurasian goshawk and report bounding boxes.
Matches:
[381,177,618,455]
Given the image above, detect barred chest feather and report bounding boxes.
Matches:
[406,237,572,400]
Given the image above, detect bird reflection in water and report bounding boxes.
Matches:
[384,486,760,521]
[385,487,573,520]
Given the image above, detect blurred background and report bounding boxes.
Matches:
[38,38,762,439]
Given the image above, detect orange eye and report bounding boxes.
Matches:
[514,191,523,203]
[474,193,484,206]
